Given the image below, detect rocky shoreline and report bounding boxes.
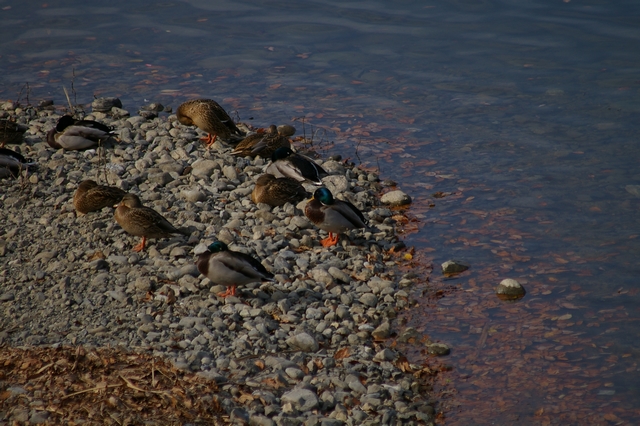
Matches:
[0,100,436,425]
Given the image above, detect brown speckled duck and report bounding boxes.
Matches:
[114,193,190,252]
[251,174,309,207]
[176,99,244,147]
[73,180,126,215]
[231,125,291,158]
[304,187,368,247]
[0,118,26,148]
[47,115,113,150]
[196,241,274,298]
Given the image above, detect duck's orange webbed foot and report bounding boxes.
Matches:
[320,233,339,247]
[132,236,147,252]
[217,285,237,298]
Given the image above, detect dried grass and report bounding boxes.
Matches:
[0,345,225,425]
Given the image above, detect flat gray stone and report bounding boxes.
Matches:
[381,190,411,206]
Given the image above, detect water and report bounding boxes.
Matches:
[2,0,640,423]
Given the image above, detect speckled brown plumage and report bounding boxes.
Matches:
[176,99,244,147]
[251,174,308,207]
[0,119,26,148]
[73,180,126,215]
[231,125,291,158]
[114,193,189,252]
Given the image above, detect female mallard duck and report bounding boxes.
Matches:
[196,241,274,298]
[305,187,368,247]
[177,99,244,147]
[73,180,127,215]
[0,148,35,178]
[231,125,291,158]
[0,118,26,148]
[47,115,113,150]
[115,193,190,252]
[266,147,328,185]
[251,173,309,207]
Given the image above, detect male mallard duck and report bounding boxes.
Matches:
[0,118,26,148]
[115,193,190,252]
[266,147,328,185]
[0,148,35,178]
[305,187,368,247]
[73,180,127,215]
[177,99,244,147]
[196,241,274,298]
[47,115,113,150]
[251,173,309,207]
[231,125,291,158]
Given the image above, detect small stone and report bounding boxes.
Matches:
[92,97,122,112]
[0,291,15,302]
[281,388,319,411]
[427,342,451,356]
[181,189,206,203]
[359,293,378,307]
[441,260,469,274]
[496,278,526,300]
[374,348,397,362]
[372,321,391,340]
[381,190,411,206]
[286,332,319,352]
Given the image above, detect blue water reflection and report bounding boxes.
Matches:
[2,0,640,423]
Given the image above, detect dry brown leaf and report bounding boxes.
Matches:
[334,347,351,360]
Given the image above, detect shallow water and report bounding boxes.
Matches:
[2,0,640,423]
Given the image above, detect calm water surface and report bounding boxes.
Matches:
[2,0,640,423]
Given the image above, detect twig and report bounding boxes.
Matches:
[63,86,74,115]
[355,138,362,165]
[34,362,54,375]
[119,374,171,395]
[61,384,122,400]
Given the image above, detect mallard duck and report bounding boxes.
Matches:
[0,118,26,148]
[47,115,113,150]
[305,187,368,247]
[114,193,190,252]
[177,99,244,147]
[196,241,274,298]
[251,173,309,207]
[231,125,291,158]
[266,147,328,185]
[73,180,127,215]
[0,148,35,178]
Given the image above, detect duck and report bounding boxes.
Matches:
[73,180,127,215]
[196,241,274,298]
[0,118,26,148]
[304,187,368,247]
[46,115,113,150]
[177,99,244,147]
[114,193,190,252]
[231,124,291,158]
[251,173,309,207]
[265,147,328,185]
[0,148,35,178]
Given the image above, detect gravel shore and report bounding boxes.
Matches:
[0,100,436,425]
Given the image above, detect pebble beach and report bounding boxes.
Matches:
[0,99,436,425]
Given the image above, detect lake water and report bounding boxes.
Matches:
[2,0,640,423]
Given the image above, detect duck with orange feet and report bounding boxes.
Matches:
[196,241,274,298]
[114,194,190,252]
[304,187,368,247]
[176,99,244,147]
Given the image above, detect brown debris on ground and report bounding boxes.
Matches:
[0,345,225,425]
